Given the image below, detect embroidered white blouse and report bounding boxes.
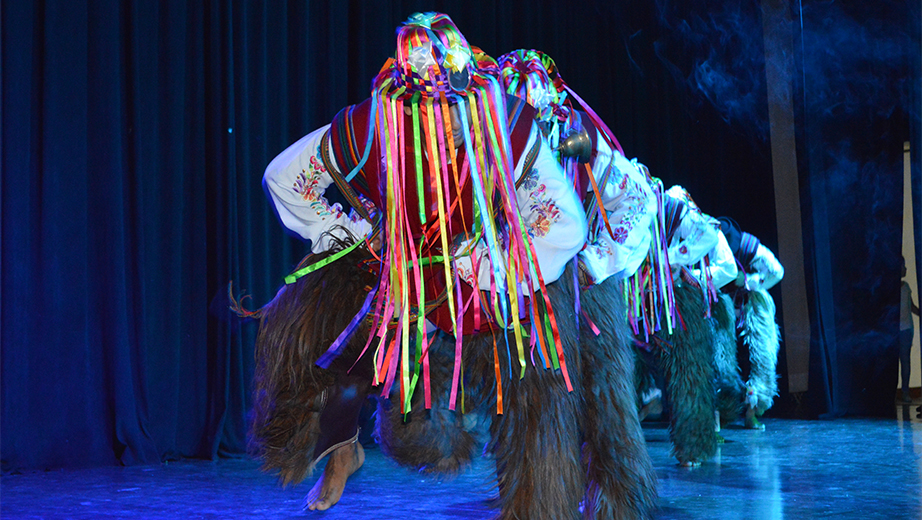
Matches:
[577,136,658,285]
[451,123,587,291]
[263,121,587,291]
[664,185,721,273]
[693,230,739,289]
[263,125,374,252]
[744,244,784,291]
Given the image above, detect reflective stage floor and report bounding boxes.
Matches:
[3,406,921,519]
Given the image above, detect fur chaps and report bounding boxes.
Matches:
[740,289,781,416]
[577,276,658,520]
[485,289,586,520]
[248,245,377,487]
[374,330,480,476]
[657,283,718,464]
[376,266,658,519]
[711,293,745,426]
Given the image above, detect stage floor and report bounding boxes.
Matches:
[3,407,921,519]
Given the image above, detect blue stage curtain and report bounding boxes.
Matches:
[0,0,330,470]
[1,0,915,471]
[793,0,914,417]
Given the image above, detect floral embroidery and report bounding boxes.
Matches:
[617,179,648,229]
[309,155,326,174]
[520,167,540,190]
[599,164,650,245]
[292,146,343,220]
[454,261,478,288]
[346,194,378,224]
[346,209,365,223]
[588,238,613,259]
[530,214,553,237]
[687,224,706,244]
[525,171,561,239]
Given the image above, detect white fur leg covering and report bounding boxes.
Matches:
[740,289,781,415]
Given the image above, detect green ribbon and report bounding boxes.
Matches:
[286,249,450,285]
[416,255,447,268]
[284,215,383,284]
[411,93,426,225]
[544,312,560,370]
[284,239,366,284]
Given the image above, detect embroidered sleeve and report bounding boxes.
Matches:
[691,230,738,289]
[579,136,658,283]
[665,186,720,269]
[514,123,587,286]
[748,244,784,290]
[263,125,374,253]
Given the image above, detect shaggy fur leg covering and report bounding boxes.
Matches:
[658,283,718,464]
[711,293,744,426]
[379,266,659,518]
[488,268,586,520]
[634,350,658,411]
[249,247,377,486]
[740,289,781,416]
[375,331,478,474]
[578,278,658,520]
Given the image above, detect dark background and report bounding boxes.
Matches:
[3,0,919,471]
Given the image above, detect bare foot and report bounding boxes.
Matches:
[304,442,365,511]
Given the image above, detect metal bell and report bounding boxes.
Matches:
[555,128,592,163]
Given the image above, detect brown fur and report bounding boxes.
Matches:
[740,289,781,415]
[657,283,718,464]
[248,244,377,486]
[711,293,745,425]
[376,266,658,519]
[578,277,658,519]
[379,295,587,519]
[484,271,586,520]
[374,331,479,475]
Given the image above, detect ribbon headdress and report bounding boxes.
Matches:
[361,14,571,414]
[499,49,677,338]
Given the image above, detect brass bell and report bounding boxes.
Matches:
[555,128,592,163]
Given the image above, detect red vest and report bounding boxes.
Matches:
[322,95,540,334]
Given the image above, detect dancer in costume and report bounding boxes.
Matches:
[375,43,659,520]
[465,48,662,518]
[636,185,732,466]
[689,225,742,432]
[713,217,784,430]
[495,48,728,468]
[498,49,659,287]
[245,14,657,519]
